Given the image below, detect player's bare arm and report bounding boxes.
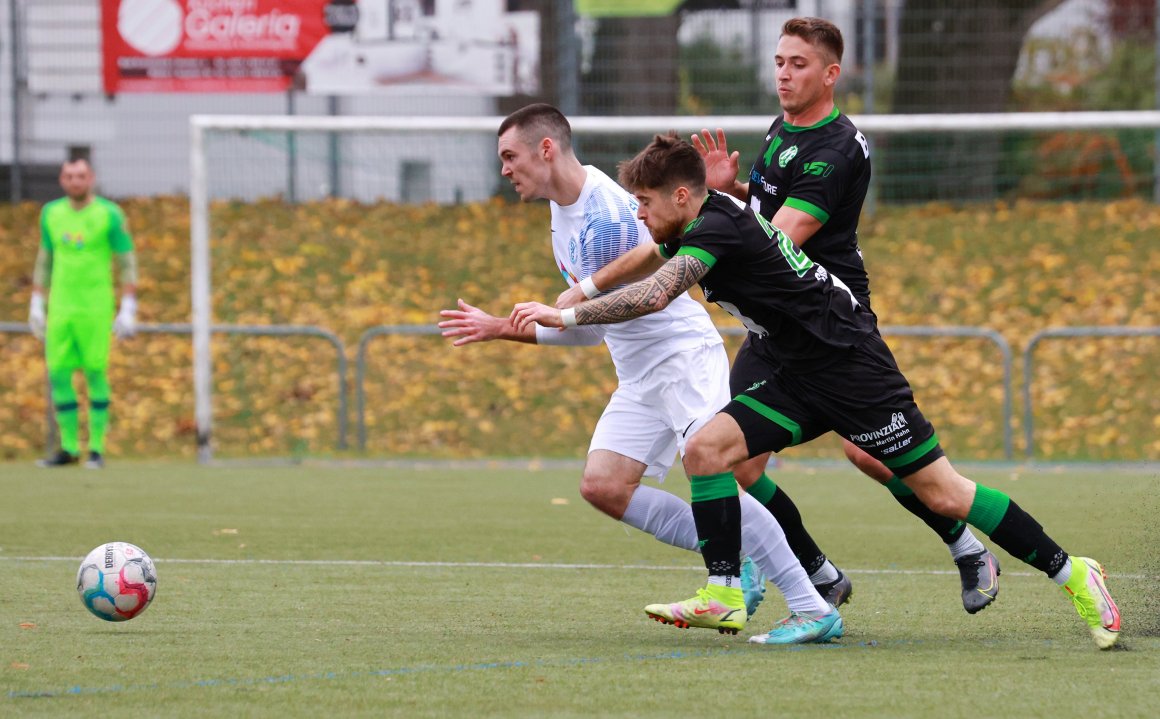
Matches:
[771,205,824,248]
[555,243,667,309]
[439,298,537,346]
[692,128,747,200]
[514,254,710,330]
[32,245,52,294]
[115,250,139,296]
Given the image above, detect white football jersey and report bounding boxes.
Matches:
[543,166,722,383]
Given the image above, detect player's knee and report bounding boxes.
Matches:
[579,470,631,516]
[731,456,765,488]
[683,435,729,477]
[906,480,969,520]
[918,491,958,518]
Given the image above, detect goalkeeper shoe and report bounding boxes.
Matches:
[955,550,1000,614]
[814,569,853,608]
[1061,557,1121,650]
[741,556,766,618]
[644,585,747,635]
[37,450,78,468]
[748,606,844,645]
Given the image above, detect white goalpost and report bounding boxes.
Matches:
[189,110,1160,462]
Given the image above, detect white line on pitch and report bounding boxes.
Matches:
[0,555,1149,580]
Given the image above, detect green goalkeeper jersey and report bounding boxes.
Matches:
[40,196,133,313]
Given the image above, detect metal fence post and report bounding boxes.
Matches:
[141,323,349,451]
[1022,326,1160,459]
[356,325,443,451]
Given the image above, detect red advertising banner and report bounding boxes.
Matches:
[101,0,341,93]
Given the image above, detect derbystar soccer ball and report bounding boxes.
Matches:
[76,542,157,622]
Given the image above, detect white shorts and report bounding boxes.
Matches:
[588,343,731,480]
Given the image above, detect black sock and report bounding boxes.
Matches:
[884,476,966,544]
[691,496,742,579]
[746,475,826,576]
[896,494,967,543]
[987,500,1068,576]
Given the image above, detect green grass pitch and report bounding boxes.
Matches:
[2,461,1157,718]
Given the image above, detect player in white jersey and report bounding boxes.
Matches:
[438,104,839,643]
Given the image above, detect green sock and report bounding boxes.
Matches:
[885,475,914,496]
[969,485,1065,576]
[746,473,778,505]
[966,484,1011,536]
[49,369,79,454]
[86,370,111,454]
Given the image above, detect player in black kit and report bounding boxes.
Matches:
[689,16,999,614]
[511,132,1121,650]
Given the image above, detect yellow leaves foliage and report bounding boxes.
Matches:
[0,197,1156,460]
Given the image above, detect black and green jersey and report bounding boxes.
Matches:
[661,192,874,371]
[40,196,133,314]
[748,107,871,303]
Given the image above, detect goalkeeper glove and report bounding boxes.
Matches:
[29,292,46,340]
[114,294,138,339]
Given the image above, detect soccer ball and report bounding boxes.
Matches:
[76,542,157,622]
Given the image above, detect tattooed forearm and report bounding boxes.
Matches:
[574,255,710,325]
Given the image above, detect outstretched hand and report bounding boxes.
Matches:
[691,128,741,193]
[438,298,508,346]
[510,301,562,333]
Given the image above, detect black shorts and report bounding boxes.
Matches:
[725,332,944,478]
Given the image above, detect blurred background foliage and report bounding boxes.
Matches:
[1,196,1156,462]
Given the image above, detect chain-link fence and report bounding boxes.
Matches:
[3,0,1160,202]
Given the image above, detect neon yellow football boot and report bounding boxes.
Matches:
[1061,557,1121,650]
[644,585,747,635]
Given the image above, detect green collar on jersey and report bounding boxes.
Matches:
[783,106,840,133]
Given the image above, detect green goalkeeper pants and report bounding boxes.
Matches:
[45,310,113,454]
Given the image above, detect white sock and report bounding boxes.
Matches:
[947,528,986,561]
[1051,557,1073,586]
[620,484,699,551]
[808,560,840,586]
[708,575,741,589]
[739,493,830,615]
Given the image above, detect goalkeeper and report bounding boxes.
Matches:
[28,158,138,468]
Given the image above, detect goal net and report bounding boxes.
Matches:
[189,112,1160,463]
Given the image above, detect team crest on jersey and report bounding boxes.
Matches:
[778,145,798,168]
[61,232,84,248]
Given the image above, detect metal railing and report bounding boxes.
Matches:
[720,325,1015,460]
[2,321,349,453]
[13,321,1159,462]
[0,320,56,453]
[1022,326,1160,459]
[355,324,443,451]
[356,323,1016,460]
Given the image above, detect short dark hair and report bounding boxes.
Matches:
[61,157,92,172]
[617,132,706,194]
[782,16,844,64]
[498,103,573,152]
